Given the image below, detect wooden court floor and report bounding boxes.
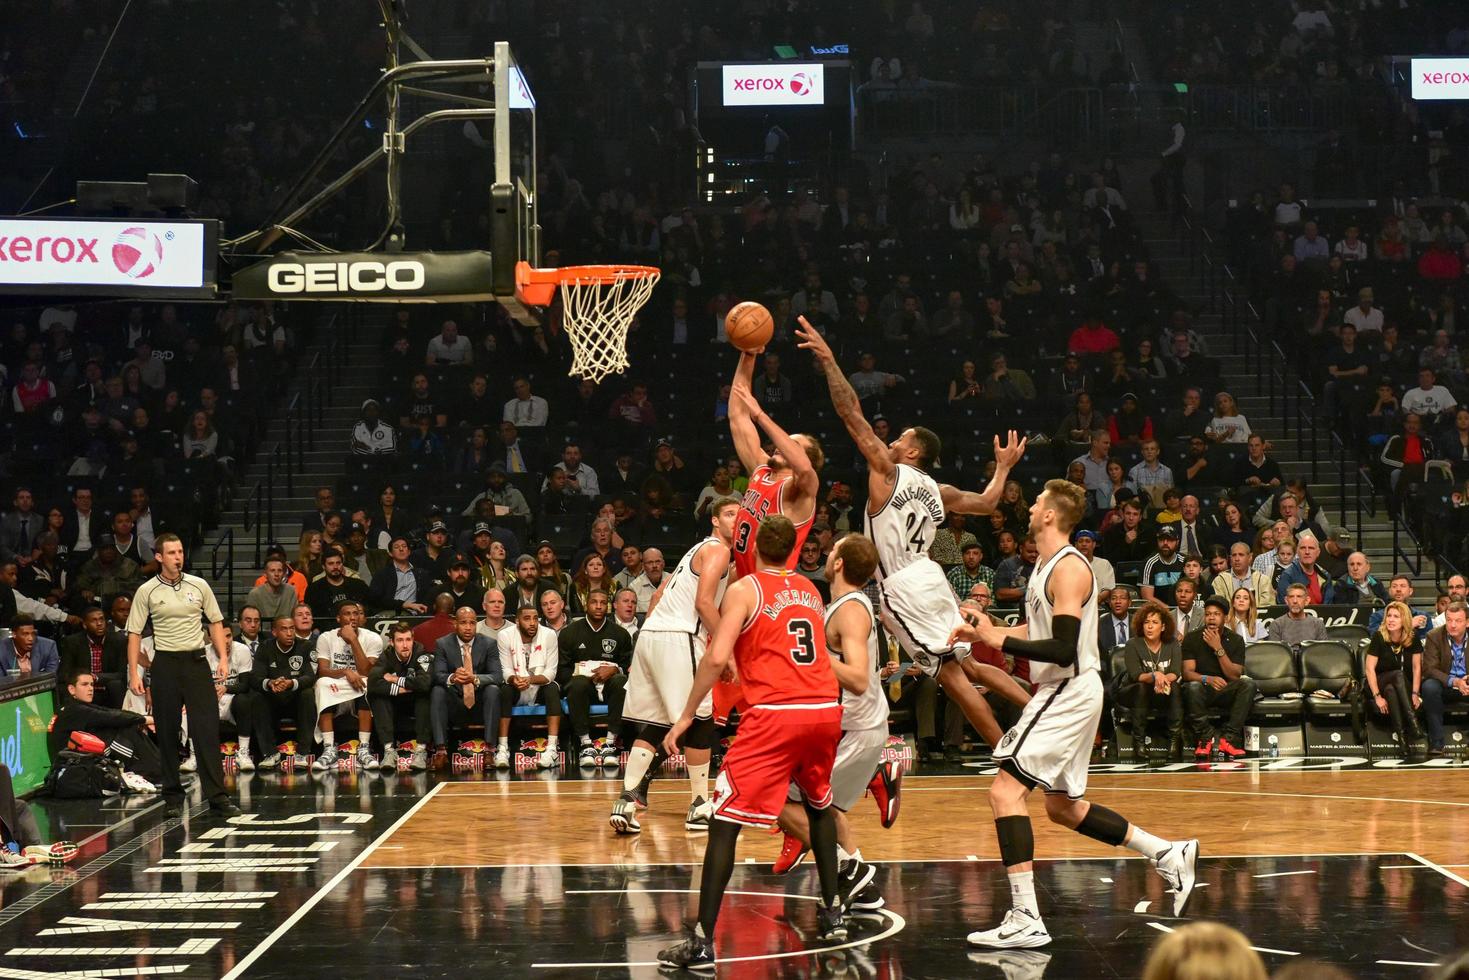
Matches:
[363,768,1469,872]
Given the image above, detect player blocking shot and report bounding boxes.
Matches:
[657,515,846,973]
[794,316,1032,749]
[950,479,1199,948]
[610,497,739,835]
[771,533,890,913]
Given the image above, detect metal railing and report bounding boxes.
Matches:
[209,528,236,619]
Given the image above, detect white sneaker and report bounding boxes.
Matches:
[684,796,713,832]
[381,748,399,771]
[578,744,599,768]
[0,848,33,871]
[120,771,158,794]
[967,907,1052,949]
[312,747,339,772]
[410,747,429,771]
[493,746,511,769]
[537,746,560,769]
[179,754,197,773]
[257,752,281,770]
[356,748,379,771]
[599,743,621,768]
[291,754,311,770]
[1156,839,1200,916]
[965,949,1054,979]
[235,753,256,772]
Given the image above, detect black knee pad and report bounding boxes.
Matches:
[994,814,1034,868]
[681,717,717,750]
[1076,803,1129,847]
[632,722,670,746]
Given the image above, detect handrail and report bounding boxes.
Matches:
[209,528,236,620]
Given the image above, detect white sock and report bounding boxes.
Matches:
[1124,826,1170,862]
[322,732,335,749]
[1008,870,1039,916]
[688,762,710,802]
[624,746,655,793]
[237,736,250,755]
[498,737,509,750]
[580,734,593,746]
[547,735,559,750]
[837,844,854,864]
[358,731,371,750]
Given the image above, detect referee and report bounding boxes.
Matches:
[126,532,241,816]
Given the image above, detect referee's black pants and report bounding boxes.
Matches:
[152,649,228,804]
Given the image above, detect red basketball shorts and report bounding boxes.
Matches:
[712,678,746,726]
[710,705,841,827]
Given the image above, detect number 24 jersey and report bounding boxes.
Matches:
[734,570,840,713]
[867,462,946,580]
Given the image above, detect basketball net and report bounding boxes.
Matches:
[559,268,660,383]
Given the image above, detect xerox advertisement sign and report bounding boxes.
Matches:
[1411,58,1469,99]
[0,217,217,297]
[721,63,825,107]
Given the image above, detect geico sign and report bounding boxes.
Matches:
[267,260,426,293]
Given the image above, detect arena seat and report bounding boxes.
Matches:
[1325,624,1370,646]
[1300,640,1366,756]
[1243,641,1305,755]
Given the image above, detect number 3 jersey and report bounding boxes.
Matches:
[735,570,840,713]
[732,464,813,579]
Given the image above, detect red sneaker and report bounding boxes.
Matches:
[773,833,809,874]
[1193,738,1213,759]
[868,760,903,829]
[1215,737,1246,759]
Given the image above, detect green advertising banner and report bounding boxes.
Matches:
[0,680,56,795]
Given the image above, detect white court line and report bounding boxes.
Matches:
[965,854,979,861]
[1148,922,1299,957]
[1133,900,1150,913]
[372,850,1402,870]
[1380,863,1469,869]
[1253,870,1317,879]
[1406,851,1469,888]
[77,800,167,849]
[218,781,444,980]
[565,889,818,900]
[1377,960,1440,967]
[437,784,1469,809]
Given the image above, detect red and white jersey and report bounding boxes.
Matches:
[732,464,812,579]
[734,570,839,713]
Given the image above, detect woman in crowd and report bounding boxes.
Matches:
[1055,390,1105,447]
[1443,407,1469,481]
[997,480,1029,530]
[1225,587,1268,642]
[947,359,984,405]
[572,553,615,613]
[1364,601,1424,758]
[297,531,324,582]
[479,539,515,593]
[1215,501,1254,552]
[1108,393,1154,448]
[693,465,735,521]
[536,543,573,601]
[368,484,411,551]
[454,426,495,476]
[1131,337,1169,379]
[1208,392,1251,443]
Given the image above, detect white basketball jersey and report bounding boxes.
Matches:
[827,591,887,732]
[1024,545,1100,686]
[642,537,729,635]
[867,463,947,580]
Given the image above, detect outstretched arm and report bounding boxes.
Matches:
[729,387,818,512]
[728,351,767,472]
[796,315,892,477]
[939,431,1028,515]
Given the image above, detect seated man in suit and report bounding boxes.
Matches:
[1172,578,1204,641]
[430,607,503,769]
[0,615,59,678]
[51,671,162,784]
[1421,601,1469,759]
[59,606,127,707]
[1099,587,1135,652]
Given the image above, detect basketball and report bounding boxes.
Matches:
[725,301,774,351]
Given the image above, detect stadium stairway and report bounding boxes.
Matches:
[205,309,386,613]
[1133,210,1438,596]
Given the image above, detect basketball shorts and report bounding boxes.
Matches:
[712,704,842,827]
[622,630,712,729]
[788,725,887,812]
[712,678,746,727]
[879,560,972,677]
[992,670,1103,800]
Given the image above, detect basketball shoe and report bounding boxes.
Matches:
[609,792,642,834]
[1155,838,1200,916]
[657,926,714,973]
[967,907,1052,949]
[868,759,903,828]
[684,796,712,831]
[773,833,809,873]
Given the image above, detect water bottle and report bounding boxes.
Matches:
[1267,734,1279,759]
